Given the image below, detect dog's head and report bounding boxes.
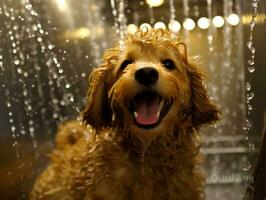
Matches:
[82,29,219,141]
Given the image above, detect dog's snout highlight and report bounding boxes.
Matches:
[135,67,159,87]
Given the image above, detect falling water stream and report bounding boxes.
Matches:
[169,0,176,24]
[243,0,260,183]
[207,0,214,52]
[182,0,189,43]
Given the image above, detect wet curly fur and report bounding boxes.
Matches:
[30,29,219,200]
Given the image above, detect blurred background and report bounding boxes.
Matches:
[0,0,265,199]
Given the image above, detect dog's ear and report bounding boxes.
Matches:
[81,65,113,131]
[187,62,220,129]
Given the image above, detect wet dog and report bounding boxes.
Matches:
[30,29,219,200]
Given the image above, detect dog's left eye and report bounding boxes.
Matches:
[120,60,133,70]
[162,59,176,70]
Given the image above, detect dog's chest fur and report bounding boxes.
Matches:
[33,130,204,200]
[70,131,204,200]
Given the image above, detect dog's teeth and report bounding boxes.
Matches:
[156,111,160,118]
[159,100,164,111]
[134,112,138,118]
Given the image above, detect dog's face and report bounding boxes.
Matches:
[108,42,191,140]
[82,29,219,141]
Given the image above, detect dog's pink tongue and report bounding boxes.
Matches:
[135,96,160,125]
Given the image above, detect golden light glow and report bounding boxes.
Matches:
[140,23,152,31]
[76,28,91,38]
[145,0,164,7]
[197,17,210,29]
[242,14,266,24]
[168,20,181,32]
[183,18,196,31]
[227,14,240,26]
[55,0,67,11]
[212,16,225,28]
[127,24,138,34]
[65,27,91,39]
[154,21,166,29]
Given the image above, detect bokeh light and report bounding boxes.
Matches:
[145,0,164,7]
[154,21,166,29]
[168,20,181,32]
[197,17,210,29]
[183,18,196,31]
[212,16,225,28]
[227,14,240,26]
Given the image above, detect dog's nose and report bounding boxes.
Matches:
[135,67,159,86]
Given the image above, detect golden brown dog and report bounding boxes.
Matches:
[30,29,219,200]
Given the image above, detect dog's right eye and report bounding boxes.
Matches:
[162,59,176,70]
[120,60,133,70]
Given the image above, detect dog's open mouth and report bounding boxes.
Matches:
[129,91,172,129]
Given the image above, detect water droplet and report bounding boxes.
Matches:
[11,126,16,132]
[247,92,254,100]
[252,1,258,8]
[29,127,34,133]
[246,82,251,91]
[17,68,22,74]
[48,44,53,49]
[243,164,251,172]
[32,24,38,31]
[66,83,70,89]
[37,37,42,42]
[248,46,255,53]
[250,20,255,28]
[247,59,254,66]
[249,143,255,151]
[52,99,58,104]
[20,130,26,135]
[6,102,11,107]
[248,66,255,73]
[247,41,252,48]
[70,96,74,102]
[24,72,28,77]
[27,105,32,111]
[248,104,253,111]
[14,60,20,65]
[245,119,252,129]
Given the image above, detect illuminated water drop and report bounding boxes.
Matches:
[248,66,255,73]
[65,83,70,89]
[247,59,254,66]
[247,92,254,100]
[14,60,20,65]
[246,82,251,91]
